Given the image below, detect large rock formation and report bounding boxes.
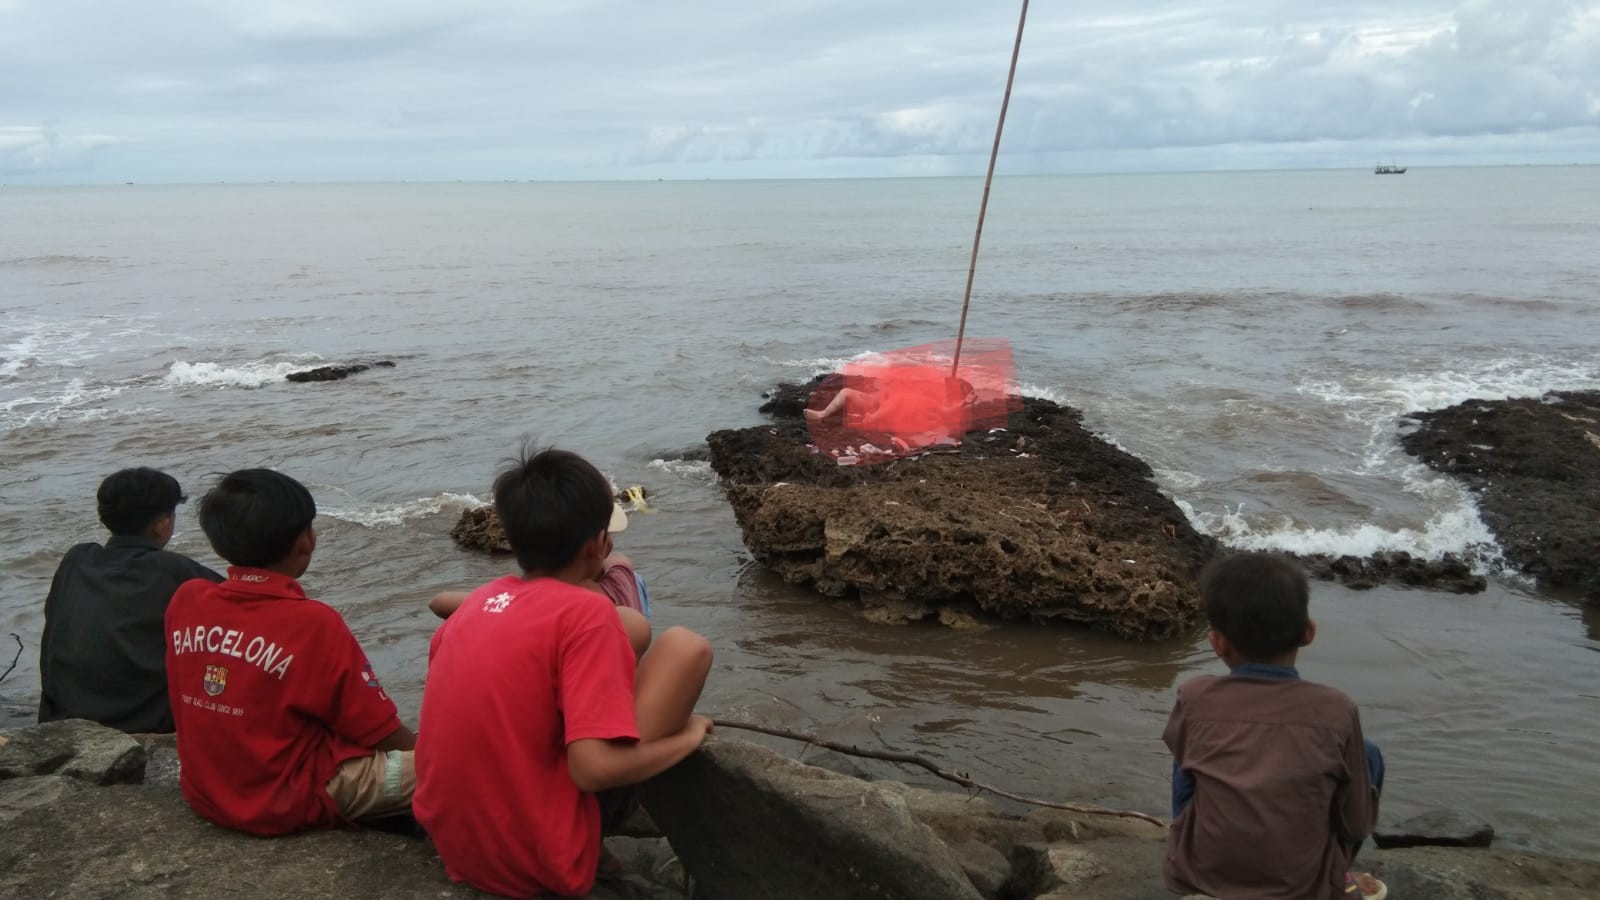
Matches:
[1401,390,1600,603]
[710,383,1216,640]
[285,360,396,383]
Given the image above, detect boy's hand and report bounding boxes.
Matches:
[687,714,714,745]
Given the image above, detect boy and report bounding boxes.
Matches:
[1164,552,1386,900]
[165,468,416,836]
[39,467,221,733]
[415,447,714,898]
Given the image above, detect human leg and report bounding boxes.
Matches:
[326,749,415,821]
[618,606,652,659]
[632,626,712,742]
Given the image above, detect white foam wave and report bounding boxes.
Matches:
[648,458,720,484]
[0,378,131,430]
[764,351,886,375]
[320,492,487,528]
[1014,381,1067,405]
[163,356,323,389]
[1179,498,1504,568]
[1299,357,1600,416]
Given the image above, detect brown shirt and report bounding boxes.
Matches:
[1163,671,1375,900]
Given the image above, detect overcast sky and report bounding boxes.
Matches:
[2,0,1596,182]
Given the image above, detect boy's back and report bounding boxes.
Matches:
[41,537,219,732]
[415,574,639,897]
[165,569,402,835]
[1164,669,1374,899]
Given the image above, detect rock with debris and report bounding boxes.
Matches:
[451,488,652,556]
[709,386,1217,640]
[0,718,146,785]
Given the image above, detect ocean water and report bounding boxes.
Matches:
[3,169,1598,857]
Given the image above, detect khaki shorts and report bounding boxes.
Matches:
[325,749,415,821]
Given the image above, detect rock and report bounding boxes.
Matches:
[641,738,984,900]
[0,783,683,899]
[450,504,511,554]
[877,782,1045,852]
[1375,808,1496,849]
[452,488,653,555]
[708,388,1217,640]
[284,360,395,383]
[0,719,146,785]
[1005,841,1111,896]
[1297,550,1487,594]
[0,774,80,826]
[950,839,1011,900]
[1401,391,1600,603]
[134,732,181,789]
[1367,846,1600,900]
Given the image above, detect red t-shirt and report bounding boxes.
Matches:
[414,575,640,897]
[164,567,402,836]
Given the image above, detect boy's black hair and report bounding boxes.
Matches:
[197,469,317,568]
[493,445,612,574]
[97,467,186,536]
[1200,551,1310,660]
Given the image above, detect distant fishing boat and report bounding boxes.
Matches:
[1375,162,1407,174]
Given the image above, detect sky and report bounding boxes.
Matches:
[1,0,1597,182]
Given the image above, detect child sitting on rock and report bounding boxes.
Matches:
[1164,552,1387,900]
[165,469,416,836]
[414,446,714,898]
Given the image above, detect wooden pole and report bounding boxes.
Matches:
[951,0,1030,377]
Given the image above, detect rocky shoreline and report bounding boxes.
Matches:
[4,719,1598,899]
[1401,390,1600,605]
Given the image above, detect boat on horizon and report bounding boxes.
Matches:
[1375,162,1407,174]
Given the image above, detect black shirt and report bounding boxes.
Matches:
[38,535,222,733]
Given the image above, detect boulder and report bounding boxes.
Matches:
[1375,808,1496,849]
[1296,550,1486,594]
[641,738,984,900]
[1401,390,1600,603]
[284,360,396,383]
[0,719,146,785]
[708,390,1217,640]
[0,783,683,899]
[1005,841,1112,896]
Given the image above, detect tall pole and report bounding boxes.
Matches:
[951,0,1029,377]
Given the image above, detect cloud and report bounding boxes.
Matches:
[0,0,1594,181]
[0,125,125,175]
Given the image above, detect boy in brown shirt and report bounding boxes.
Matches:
[1163,552,1387,900]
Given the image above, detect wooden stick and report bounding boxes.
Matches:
[712,717,1167,828]
[951,0,1030,377]
[0,633,21,685]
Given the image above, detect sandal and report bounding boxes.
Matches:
[1344,871,1388,900]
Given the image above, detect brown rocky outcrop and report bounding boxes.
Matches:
[709,385,1216,640]
[1400,390,1600,604]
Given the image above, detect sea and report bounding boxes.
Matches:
[3,168,1598,858]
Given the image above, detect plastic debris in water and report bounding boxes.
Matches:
[621,485,651,513]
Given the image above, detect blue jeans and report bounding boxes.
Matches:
[1172,740,1385,818]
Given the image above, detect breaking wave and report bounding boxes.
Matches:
[163,356,324,389]
[320,492,487,528]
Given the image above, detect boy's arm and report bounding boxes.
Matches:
[1163,688,1192,818]
[428,591,469,619]
[372,722,417,752]
[566,716,712,792]
[1333,709,1376,844]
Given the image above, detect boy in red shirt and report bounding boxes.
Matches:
[1164,552,1387,900]
[165,468,416,836]
[415,446,714,898]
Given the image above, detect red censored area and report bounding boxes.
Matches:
[805,338,1020,465]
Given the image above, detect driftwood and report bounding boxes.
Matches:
[0,633,20,685]
[711,718,1167,828]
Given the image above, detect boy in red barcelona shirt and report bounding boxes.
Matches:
[415,446,714,897]
[165,468,416,836]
